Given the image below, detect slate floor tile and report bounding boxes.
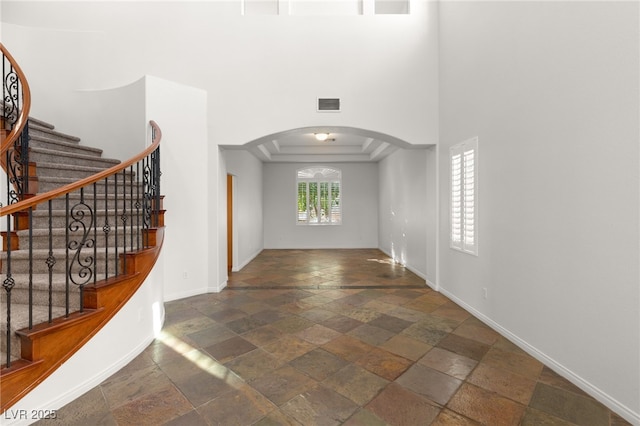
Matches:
[323,364,389,406]
[39,249,631,426]
[366,383,441,425]
[395,363,463,406]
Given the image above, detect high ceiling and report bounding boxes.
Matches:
[223,126,418,163]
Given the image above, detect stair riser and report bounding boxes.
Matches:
[15,230,145,251]
[29,137,101,157]
[2,254,123,276]
[36,167,135,181]
[1,289,81,312]
[1,332,23,359]
[30,151,120,169]
[36,167,99,181]
[28,126,80,145]
[23,211,145,230]
[46,196,141,211]
[38,180,142,194]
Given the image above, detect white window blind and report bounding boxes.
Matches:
[450,138,478,255]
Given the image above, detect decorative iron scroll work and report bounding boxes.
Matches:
[3,66,20,125]
[3,50,30,202]
[67,194,95,287]
[5,128,29,203]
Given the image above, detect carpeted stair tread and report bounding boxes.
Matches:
[0,273,86,309]
[29,146,120,163]
[26,117,55,130]
[36,162,111,175]
[1,303,68,330]
[38,174,141,194]
[17,225,138,237]
[29,122,82,144]
[2,246,138,259]
[27,207,140,217]
[1,303,69,358]
[29,134,102,156]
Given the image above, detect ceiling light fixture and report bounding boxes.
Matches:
[314,133,330,141]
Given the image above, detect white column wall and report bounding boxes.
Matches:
[438,2,639,422]
[224,150,265,270]
[144,76,211,301]
[378,148,431,281]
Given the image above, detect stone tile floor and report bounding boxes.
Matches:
[35,250,631,425]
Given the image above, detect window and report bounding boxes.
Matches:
[297,167,341,225]
[450,137,478,255]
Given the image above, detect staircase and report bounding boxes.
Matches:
[0,43,165,412]
[1,117,132,363]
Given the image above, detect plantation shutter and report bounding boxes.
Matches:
[450,145,463,250]
[463,144,477,254]
[330,181,340,223]
[450,137,478,255]
[297,182,308,223]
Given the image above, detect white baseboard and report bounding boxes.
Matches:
[378,247,429,285]
[211,280,227,293]
[4,318,158,426]
[234,248,263,272]
[164,286,210,302]
[426,279,438,291]
[438,287,640,426]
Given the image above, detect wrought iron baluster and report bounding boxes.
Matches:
[3,213,14,367]
[28,206,33,329]
[21,122,29,196]
[47,200,55,323]
[142,155,151,248]
[103,176,109,280]
[65,194,70,316]
[121,170,127,273]
[155,147,161,227]
[67,187,94,313]
[136,162,141,251]
[93,183,97,285]
[130,165,134,253]
[115,172,119,277]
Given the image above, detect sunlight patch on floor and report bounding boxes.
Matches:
[156,330,241,388]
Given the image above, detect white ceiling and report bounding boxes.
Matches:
[223,126,421,163]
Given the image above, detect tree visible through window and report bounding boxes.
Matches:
[297,167,341,225]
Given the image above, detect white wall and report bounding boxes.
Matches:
[1,1,439,148]
[264,162,378,248]
[425,145,437,287]
[378,148,431,281]
[224,150,265,270]
[144,76,212,300]
[438,2,639,422]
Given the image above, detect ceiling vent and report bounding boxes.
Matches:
[317,98,341,112]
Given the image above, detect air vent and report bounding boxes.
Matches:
[317,98,341,112]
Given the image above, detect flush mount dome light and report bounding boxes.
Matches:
[314,133,330,141]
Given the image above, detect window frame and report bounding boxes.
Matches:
[450,137,478,256]
[296,167,342,226]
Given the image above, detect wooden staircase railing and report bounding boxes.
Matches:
[0,120,164,412]
[0,43,167,413]
[1,42,33,202]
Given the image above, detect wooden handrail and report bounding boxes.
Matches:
[0,42,32,156]
[0,121,162,216]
